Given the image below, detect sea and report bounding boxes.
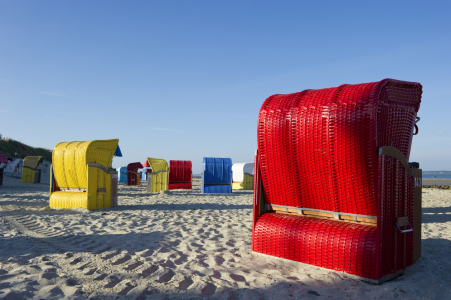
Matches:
[422,172,451,179]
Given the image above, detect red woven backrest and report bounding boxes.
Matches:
[257,79,422,216]
[169,160,192,183]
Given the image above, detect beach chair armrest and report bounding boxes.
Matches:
[379,146,414,175]
[87,163,109,173]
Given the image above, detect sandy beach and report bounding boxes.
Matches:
[1,175,451,300]
[422,179,451,187]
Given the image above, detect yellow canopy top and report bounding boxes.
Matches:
[23,156,43,169]
[146,157,168,172]
[52,139,118,189]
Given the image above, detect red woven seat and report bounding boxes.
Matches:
[252,79,423,283]
[254,213,377,278]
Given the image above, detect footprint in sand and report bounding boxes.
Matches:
[226,240,236,247]
[173,254,188,265]
[137,249,154,257]
[101,250,120,260]
[112,254,131,265]
[124,261,143,270]
[201,282,217,296]
[117,282,137,296]
[140,265,159,276]
[69,257,82,265]
[178,276,194,290]
[104,276,121,288]
[229,273,246,282]
[94,273,108,281]
[156,269,175,283]
[83,268,97,275]
[160,259,176,268]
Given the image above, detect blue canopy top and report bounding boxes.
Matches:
[115,145,123,157]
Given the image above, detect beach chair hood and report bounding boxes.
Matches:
[52,139,118,189]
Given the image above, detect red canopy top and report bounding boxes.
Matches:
[127,162,143,172]
[143,160,150,168]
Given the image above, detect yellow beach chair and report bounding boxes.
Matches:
[21,156,43,183]
[49,139,119,210]
[146,157,168,193]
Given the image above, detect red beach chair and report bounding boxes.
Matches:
[252,79,423,283]
[127,162,143,186]
[168,160,192,190]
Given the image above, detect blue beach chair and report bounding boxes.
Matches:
[202,157,232,193]
[117,166,127,183]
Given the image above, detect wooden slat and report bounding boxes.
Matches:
[59,187,87,192]
[268,205,377,226]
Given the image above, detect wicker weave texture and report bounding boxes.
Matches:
[257,79,421,215]
[52,140,118,189]
[49,191,88,209]
[253,79,422,281]
[168,160,192,190]
[253,213,377,278]
[49,166,113,210]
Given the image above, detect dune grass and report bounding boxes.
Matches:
[0,138,52,162]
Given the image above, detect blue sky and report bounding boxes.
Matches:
[0,0,450,173]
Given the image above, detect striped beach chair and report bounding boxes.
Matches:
[252,79,423,283]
